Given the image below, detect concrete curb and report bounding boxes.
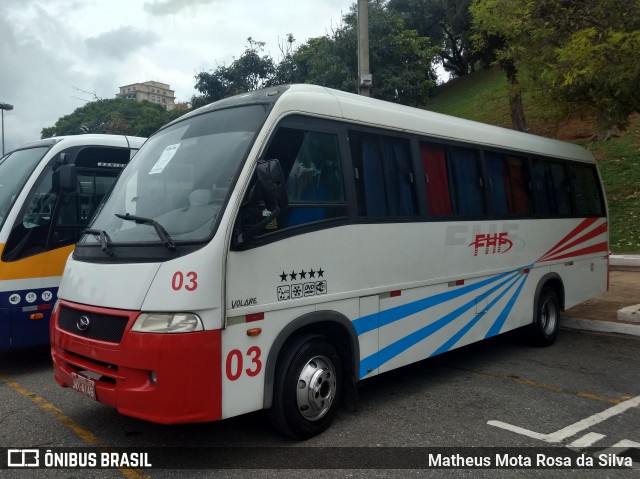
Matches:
[610,254,640,271]
[561,317,640,338]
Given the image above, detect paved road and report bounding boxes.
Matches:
[1,328,638,478]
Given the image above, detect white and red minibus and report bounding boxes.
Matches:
[50,85,607,438]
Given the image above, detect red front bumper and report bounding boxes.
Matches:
[50,300,222,424]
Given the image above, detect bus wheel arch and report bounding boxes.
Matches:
[263,311,359,438]
[530,274,565,347]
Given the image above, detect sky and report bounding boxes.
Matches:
[0,0,352,152]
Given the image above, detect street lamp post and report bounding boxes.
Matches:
[357,0,372,97]
[1,102,14,156]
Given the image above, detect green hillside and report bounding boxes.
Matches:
[424,68,640,254]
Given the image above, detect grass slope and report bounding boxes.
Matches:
[424,68,640,254]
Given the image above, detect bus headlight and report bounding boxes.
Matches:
[132,313,204,333]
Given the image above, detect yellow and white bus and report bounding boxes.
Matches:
[0,134,144,349]
[50,85,607,439]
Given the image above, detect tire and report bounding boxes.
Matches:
[269,334,343,439]
[530,287,560,347]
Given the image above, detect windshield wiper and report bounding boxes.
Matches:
[82,228,114,257]
[115,213,177,251]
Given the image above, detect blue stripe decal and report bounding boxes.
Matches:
[485,273,529,339]
[357,267,534,379]
[370,295,479,376]
[353,269,517,336]
[430,273,524,357]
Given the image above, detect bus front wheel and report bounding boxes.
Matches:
[269,334,343,439]
[530,287,560,347]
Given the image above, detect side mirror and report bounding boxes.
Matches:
[233,159,289,249]
[256,159,288,211]
[54,164,77,193]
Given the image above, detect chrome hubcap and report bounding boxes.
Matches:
[541,297,558,335]
[296,355,336,421]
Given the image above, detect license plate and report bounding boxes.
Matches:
[71,372,96,400]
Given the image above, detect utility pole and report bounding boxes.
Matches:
[357,0,372,97]
[0,102,14,156]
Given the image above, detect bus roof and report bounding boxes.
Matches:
[277,85,595,163]
[173,84,594,164]
[7,134,146,153]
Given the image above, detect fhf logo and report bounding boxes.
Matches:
[469,232,513,256]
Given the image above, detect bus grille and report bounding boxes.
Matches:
[58,306,129,343]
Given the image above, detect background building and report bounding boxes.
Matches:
[116,81,177,110]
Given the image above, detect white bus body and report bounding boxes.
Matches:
[50,85,607,438]
[0,135,144,349]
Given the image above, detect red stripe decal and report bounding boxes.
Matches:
[539,222,608,262]
[246,312,264,323]
[538,242,608,263]
[538,218,599,262]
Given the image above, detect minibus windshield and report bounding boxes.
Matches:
[83,104,268,248]
[0,146,50,231]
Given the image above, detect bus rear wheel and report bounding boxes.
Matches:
[530,287,560,347]
[269,334,342,439]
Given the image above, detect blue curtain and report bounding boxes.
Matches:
[485,152,508,215]
[362,137,387,216]
[392,140,415,216]
[448,147,485,216]
[532,161,551,215]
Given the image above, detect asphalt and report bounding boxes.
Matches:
[562,255,640,337]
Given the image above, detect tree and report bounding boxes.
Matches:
[542,2,640,138]
[388,0,488,78]
[41,98,174,138]
[470,0,640,138]
[193,38,277,105]
[469,0,533,131]
[193,2,439,107]
[279,0,440,106]
[280,27,358,93]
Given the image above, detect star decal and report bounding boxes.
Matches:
[278,268,325,282]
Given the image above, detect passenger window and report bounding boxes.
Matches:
[350,131,417,217]
[243,127,347,232]
[532,160,572,216]
[448,146,485,216]
[569,163,604,216]
[420,142,485,217]
[484,153,532,216]
[285,132,345,205]
[420,142,451,216]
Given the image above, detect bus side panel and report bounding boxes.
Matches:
[556,255,608,311]
[373,267,539,376]
[220,305,314,419]
[0,245,71,349]
[0,309,9,349]
[0,285,58,349]
[9,304,52,349]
